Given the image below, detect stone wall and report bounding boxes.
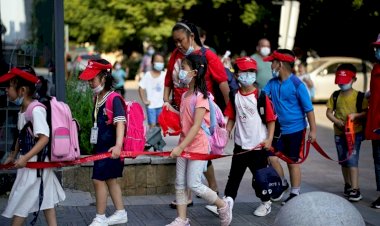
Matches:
[61,155,176,195]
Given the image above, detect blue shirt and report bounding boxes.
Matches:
[263,74,313,134]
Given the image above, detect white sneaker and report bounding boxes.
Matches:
[89,216,108,226]
[107,211,128,225]
[253,201,272,217]
[166,217,190,226]
[218,196,234,226]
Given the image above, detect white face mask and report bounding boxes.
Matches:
[153,62,164,71]
[338,83,352,91]
[260,47,271,57]
[178,70,192,85]
[92,84,104,94]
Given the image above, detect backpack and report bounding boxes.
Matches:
[25,97,81,162]
[105,92,146,152]
[189,92,228,155]
[332,90,365,113]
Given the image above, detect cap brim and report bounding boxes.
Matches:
[79,69,101,80]
[0,73,16,83]
[335,77,352,85]
[263,56,275,62]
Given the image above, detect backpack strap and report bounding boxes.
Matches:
[105,91,125,125]
[25,100,46,122]
[256,89,267,125]
[189,92,215,136]
[356,91,364,113]
[332,90,341,111]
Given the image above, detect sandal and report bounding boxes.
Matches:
[169,200,194,209]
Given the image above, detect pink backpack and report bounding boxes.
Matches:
[25,98,81,161]
[105,92,146,152]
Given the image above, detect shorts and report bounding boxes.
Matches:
[275,129,306,162]
[335,132,363,167]
[146,107,162,125]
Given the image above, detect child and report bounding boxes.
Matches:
[167,54,233,226]
[1,66,66,225]
[223,57,276,217]
[326,63,368,202]
[79,59,128,226]
[112,61,127,97]
[297,62,314,100]
[263,49,317,205]
[138,52,166,128]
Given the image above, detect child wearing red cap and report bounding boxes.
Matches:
[326,63,368,202]
[80,59,128,226]
[223,57,277,217]
[1,66,66,225]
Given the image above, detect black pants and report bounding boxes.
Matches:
[224,144,270,202]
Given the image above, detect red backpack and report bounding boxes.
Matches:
[105,92,146,152]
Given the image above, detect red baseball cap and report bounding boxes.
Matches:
[235,57,257,71]
[263,50,296,62]
[372,33,380,47]
[79,60,112,80]
[335,69,356,84]
[0,67,39,84]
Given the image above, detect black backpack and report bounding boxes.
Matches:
[332,90,365,113]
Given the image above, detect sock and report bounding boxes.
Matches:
[281,178,288,186]
[96,214,106,220]
[115,209,126,214]
[291,187,300,195]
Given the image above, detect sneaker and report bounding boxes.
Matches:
[89,216,108,226]
[370,196,380,209]
[348,189,363,202]
[107,210,128,225]
[253,201,272,217]
[344,183,352,197]
[166,217,190,226]
[271,182,289,202]
[281,193,298,205]
[218,197,233,226]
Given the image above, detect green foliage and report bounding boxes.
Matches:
[65,79,94,155]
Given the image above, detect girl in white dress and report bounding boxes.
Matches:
[1,66,65,226]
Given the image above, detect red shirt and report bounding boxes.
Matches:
[365,63,380,140]
[165,48,228,107]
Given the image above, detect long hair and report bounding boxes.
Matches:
[172,20,203,47]
[93,59,114,91]
[183,54,208,99]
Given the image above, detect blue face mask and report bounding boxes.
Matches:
[338,83,352,91]
[272,69,279,78]
[12,96,24,106]
[179,70,192,85]
[153,62,164,71]
[237,72,256,87]
[184,39,194,56]
[375,48,380,61]
[147,48,155,56]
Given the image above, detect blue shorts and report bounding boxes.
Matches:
[146,107,162,125]
[275,129,306,162]
[335,132,363,167]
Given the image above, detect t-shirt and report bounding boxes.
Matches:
[366,63,380,140]
[18,106,49,137]
[264,74,313,134]
[139,71,165,109]
[224,89,276,149]
[112,69,127,89]
[165,48,228,107]
[179,92,210,154]
[251,53,272,89]
[326,89,368,136]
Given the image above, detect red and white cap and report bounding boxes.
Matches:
[79,60,112,80]
[263,50,296,63]
[372,33,380,47]
[335,69,356,84]
[0,67,39,84]
[235,57,257,71]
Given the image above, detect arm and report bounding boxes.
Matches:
[170,107,206,158]
[138,87,150,106]
[4,138,19,164]
[261,121,274,149]
[326,108,344,128]
[306,111,317,143]
[219,81,230,105]
[108,121,125,158]
[226,119,235,139]
[13,135,49,168]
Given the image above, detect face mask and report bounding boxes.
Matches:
[92,84,104,94]
[12,96,24,106]
[375,48,380,61]
[237,72,256,87]
[185,39,194,56]
[260,47,271,57]
[338,83,352,91]
[153,62,164,71]
[272,69,280,78]
[147,49,155,56]
[115,63,121,70]
[178,70,192,85]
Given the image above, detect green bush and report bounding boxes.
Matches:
[66,78,94,155]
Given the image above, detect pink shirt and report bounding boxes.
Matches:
[179,92,210,154]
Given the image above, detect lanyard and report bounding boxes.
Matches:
[93,91,111,127]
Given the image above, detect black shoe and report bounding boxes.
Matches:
[169,200,194,209]
[370,196,380,209]
[271,183,289,202]
[281,193,298,205]
[348,189,362,202]
[344,183,352,197]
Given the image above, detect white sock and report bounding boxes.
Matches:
[281,178,288,186]
[115,209,126,214]
[96,214,106,220]
[291,187,300,195]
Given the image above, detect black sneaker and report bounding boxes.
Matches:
[271,182,289,202]
[344,183,352,197]
[348,189,363,202]
[370,197,380,209]
[281,193,298,205]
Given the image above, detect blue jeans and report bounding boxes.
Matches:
[146,107,162,125]
[372,140,380,191]
[335,132,363,167]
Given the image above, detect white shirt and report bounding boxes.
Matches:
[18,106,49,137]
[139,71,165,109]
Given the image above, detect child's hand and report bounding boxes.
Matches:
[260,138,272,150]
[108,144,122,159]
[334,119,345,128]
[348,113,357,121]
[308,129,317,143]
[3,156,15,165]
[170,146,183,158]
[143,100,151,106]
[13,156,27,168]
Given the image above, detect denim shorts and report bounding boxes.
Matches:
[146,107,162,125]
[335,132,363,167]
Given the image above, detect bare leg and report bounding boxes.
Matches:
[106,178,125,210]
[93,179,108,214]
[288,164,301,188]
[342,166,351,185]
[11,216,26,226]
[269,156,285,178]
[43,208,57,226]
[350,167,359,189]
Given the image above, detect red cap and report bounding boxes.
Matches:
[372,33,380,47]
[263,50,296,62]
[79,60,112,80]
[0,67,39,84]
[158,107,181,137]
[235,57,257,71]
[335,69,356,84]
